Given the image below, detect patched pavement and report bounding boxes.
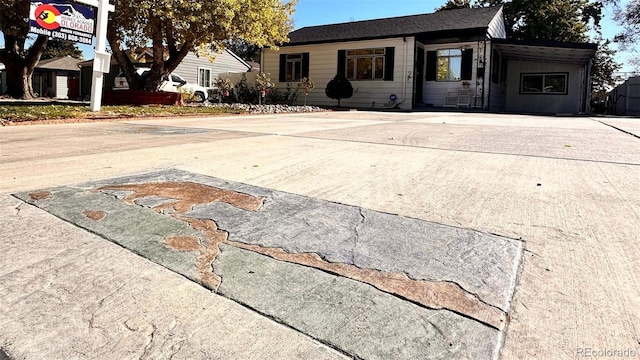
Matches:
[1,112,639,359]
[13,169,522,359]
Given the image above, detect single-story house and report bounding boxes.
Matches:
[262,6,597,114]
[79,48,251,99]
[607,76,640,116]
[0,55,81,99]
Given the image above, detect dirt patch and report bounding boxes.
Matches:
[83,210,106,221]
[29,191,51,201]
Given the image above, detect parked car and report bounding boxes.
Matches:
[113,68,209,103]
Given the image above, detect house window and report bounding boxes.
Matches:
[279,53,309,82]
[437,49,462,81]
[285,54,303,81]
[198,68,211,87]
[345,48,385,80]
[520,73,568,94]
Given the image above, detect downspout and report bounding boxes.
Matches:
[403,36,408,103]
[482,36,488,110]
[487,37,493,112]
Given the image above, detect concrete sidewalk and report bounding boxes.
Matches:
[1,112,639,359]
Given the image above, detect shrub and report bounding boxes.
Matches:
[235,74,258,104]
[214,77,234,103]
[298,77,315,106]
[325,74,353,107]
[266,82,299,105]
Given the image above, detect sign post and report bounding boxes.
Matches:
[80,0,115,112]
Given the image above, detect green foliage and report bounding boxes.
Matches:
[107,0,297,92]
[266,83,300,105]
[255,72,275,91]
[591,38,621,103]
[234,74,259,104]
[214,77,234,103]
[614,0,640,70]
[41,40,83,60]
[435,0,471,12]
[224,39,261,62]
[325,74,353,107]
[0,0,48,98]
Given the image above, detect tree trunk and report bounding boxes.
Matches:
[5,62,36,99]
[0,34,47,99]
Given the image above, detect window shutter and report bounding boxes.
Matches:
[337,50,346,77]
[302,53,310,78]
[384,47,395,81]
[426,51,437,81]
[279,54,286,82]
[461,49,473,80]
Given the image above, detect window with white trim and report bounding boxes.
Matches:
[437,49,462,81]
[345,48,385,80]
[198,68,212,87]
[285,54,303,81]
[520,73,568,94]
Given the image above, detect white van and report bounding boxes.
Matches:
[113,68,209,103]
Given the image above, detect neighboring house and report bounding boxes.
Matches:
[79,48,251,99]
[262,6,597,114]
[607,76,640,116]
[0,56,81,99]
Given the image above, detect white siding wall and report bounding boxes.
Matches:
[421,41,490,109]
[55,74,68,99]
[175,50,250,88]
[263,37,415,109]
[487,8,507,39]
[506,61,585,114]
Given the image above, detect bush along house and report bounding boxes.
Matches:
[262,6,597,114]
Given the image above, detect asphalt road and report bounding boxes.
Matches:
[1,112,639,359]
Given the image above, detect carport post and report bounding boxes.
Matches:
[75,0,115,112]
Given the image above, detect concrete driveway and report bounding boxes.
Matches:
[1,112,638,359]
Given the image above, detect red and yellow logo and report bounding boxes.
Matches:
[34,4,60,30]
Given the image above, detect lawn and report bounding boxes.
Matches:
[0,104,247,125]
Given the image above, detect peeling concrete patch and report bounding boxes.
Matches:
[15,170,524,359]
[83,210,106,221]
[163,236,201,252]
[96,181,264,213]
[28,191,51,201]
[227,240,505,330]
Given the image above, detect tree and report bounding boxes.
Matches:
[591,38,621,105]
[41,39,83,60]
[107,0,296,92]
[0,0,48,99]
[225,39,261,62]
[325,74,353,107]
[435,0,471,12]
[614,0,640,70]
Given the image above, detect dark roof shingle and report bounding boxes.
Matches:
[37,56,82,71]
[288,6,502,45]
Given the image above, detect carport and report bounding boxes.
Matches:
[490,39,597,114]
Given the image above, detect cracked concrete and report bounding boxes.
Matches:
[4,113,636,359]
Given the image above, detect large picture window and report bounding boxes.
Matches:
[345,48,385,80]
[198,68,211,87]
[437,49,462,81]
[520,73,568,94]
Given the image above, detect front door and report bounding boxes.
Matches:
[415,47,425,105]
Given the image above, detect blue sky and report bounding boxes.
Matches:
[1,0,634,72]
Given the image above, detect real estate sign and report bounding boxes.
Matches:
[29,1,95,45]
